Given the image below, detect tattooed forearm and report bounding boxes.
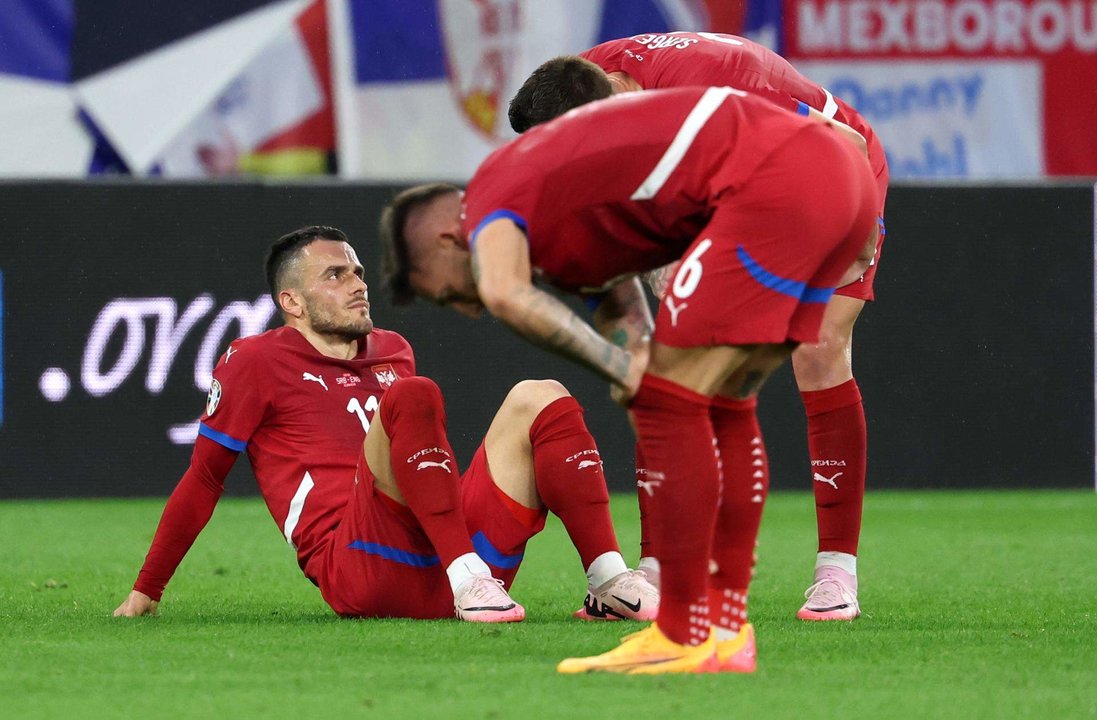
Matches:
[503,283,633,385]
[593,277,654,353]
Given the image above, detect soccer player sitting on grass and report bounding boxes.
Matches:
[509,33,890,622]
[113,226,657,623]
[379,83,877,671]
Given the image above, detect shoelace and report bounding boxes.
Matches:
[462,576,510,607]
[599,570,656,598]
[802,578,851,604]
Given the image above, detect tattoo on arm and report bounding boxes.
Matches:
[735,371,764,399]
[592,278,654,353]
[506,283,633,385]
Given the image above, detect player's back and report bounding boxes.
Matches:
[199,325,415,578]
[464,85,818,292]
[580,32,884,176]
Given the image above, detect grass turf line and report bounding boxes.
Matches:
[1,491,1094,720]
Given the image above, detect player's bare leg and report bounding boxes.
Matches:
[483,380,657,621]
[366,377,523,622]
[560,343,762,674]
[791,294,866,620]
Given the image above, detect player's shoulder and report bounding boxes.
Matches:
[364,327,413,356]
[217,327,291,368]
[580,38,628,65]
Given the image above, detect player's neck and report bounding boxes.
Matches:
[607,71,641,93]
[289,324,360,360]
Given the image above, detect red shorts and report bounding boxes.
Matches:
[653,124,879,348]
[316,444,544,618]
[834,141,889,302]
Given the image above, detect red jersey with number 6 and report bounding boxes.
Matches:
[579,32,886,178]
[463,86,819,293]
[198,325,414,575]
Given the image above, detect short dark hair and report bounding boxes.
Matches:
[508,56,613,133]
[378,183,461,305]
[265,225,349,305]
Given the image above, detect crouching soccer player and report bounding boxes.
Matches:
[510,37,890,621]
[113,226,657,623]
[380,82,878,670]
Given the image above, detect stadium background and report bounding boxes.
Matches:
[0,0,1094,498]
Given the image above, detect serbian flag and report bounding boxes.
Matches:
[331,0,710,181]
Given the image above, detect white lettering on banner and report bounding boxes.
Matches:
[81,294,276,397]
[194,297,279,389]
[797,0,1097,54]
[797,60,1042,178]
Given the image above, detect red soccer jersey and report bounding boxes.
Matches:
[199,325,415,577]
[580,32,886,177]
[463,86,818,293]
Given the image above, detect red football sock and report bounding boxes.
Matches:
[634,442,656,561]
[530,396,619,570]
[380,377,474,568]
[708,586,749,634]
[801,379,867,556]
[709,396,766,619]
[631,374,718,646]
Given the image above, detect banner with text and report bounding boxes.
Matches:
[786,0,1097,178]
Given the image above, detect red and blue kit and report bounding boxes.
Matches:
[133,326,540,618]
[464,86,878,347]
[580,32,889,299]
[195,326,415,577]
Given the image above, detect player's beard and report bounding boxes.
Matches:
[304,295,373,341]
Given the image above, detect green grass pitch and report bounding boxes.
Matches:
[2,490,1094,719]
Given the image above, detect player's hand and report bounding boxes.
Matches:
[644,262,679,300]
[612,346,650,406]
[113,590,159,617]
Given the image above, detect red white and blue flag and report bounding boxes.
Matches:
[330,0,709,180]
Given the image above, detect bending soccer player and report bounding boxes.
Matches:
[113,226,657,623]
[380,85,877,672]
[509,32,890,621]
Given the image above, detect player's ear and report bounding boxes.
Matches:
[279,288,305,318]
[439,231,466,252]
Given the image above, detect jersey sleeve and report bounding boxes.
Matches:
[132,435,237,600]
[197,341,268,452]
[463,164,537,249]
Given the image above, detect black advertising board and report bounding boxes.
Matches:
[0,181,1092,497]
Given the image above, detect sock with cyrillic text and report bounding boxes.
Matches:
[631,374,718,646]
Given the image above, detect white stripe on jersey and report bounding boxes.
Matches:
[822,89,839,119]
[630,86,746,201]
[283,471,315,550]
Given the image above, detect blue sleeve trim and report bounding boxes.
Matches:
[198,423,247,452]
[796,101,811,116]
[469,209,528,250]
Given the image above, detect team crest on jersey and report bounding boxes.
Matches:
[439,0,519,140]
[206,379,222,416]
[371,364,398,389]
[335,372,361,388]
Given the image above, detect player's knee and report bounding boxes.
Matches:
[502,379,570,419]
[792,332,852,388]
[380,376,445,426]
